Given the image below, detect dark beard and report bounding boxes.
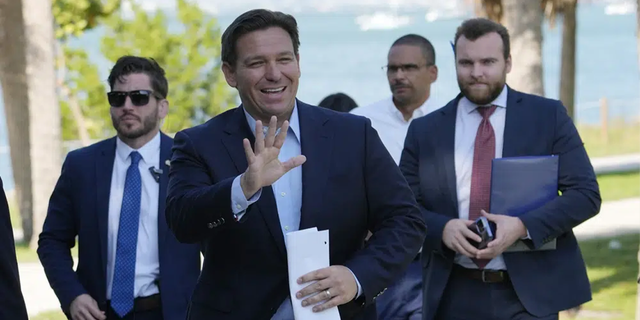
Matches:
[112,107,159,140]
[459,81,505,106]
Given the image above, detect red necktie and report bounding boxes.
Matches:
[468,105,497,269]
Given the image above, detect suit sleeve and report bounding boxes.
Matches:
[519,102,601,249]
[0,178,28,320]
[343,118,427,306]
[399,122,455,258]
[37,154,88,312]
[166,130,237,243]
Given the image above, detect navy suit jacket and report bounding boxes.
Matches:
[0,177,28,320]
[166,101,426,320]
[400,88,601,319]
[37,133,201,319]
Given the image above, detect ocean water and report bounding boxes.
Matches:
[0,2,638,190]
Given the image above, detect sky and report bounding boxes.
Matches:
[132,0,471,16]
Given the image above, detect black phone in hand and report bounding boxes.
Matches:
[469,217,494,250]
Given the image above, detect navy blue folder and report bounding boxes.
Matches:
[489,155,559,251]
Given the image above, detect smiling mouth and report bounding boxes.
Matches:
[261,87,286,94]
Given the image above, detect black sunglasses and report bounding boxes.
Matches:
[107,90,161,107]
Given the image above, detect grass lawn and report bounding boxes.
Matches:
[578,120,640,158]
[597,171,640,201]
[561,233,639,319]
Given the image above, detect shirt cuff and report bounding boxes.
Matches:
[347,268,363,299]
[521,229,531,240]
[231,175,261,221]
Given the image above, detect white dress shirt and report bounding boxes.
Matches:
[350,96,437,165]
[228,103,362,318]
[453,85,508,270]
[106,132,161,299]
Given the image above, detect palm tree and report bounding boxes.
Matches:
[470,0,545,96]
[0,0,34,243]
[0,0,62,248]
[469,0,578,118]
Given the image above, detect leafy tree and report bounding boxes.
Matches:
[99,0,236,134]
[54,0,121,144]
[53,0,120,39]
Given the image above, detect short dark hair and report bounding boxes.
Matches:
[454,18,510,59]
[108,56,168,99]
[221,9,300,67]
[391,34,436,65]
[318,93,358,113]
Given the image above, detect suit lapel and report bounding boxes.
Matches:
[439,96,462,216]
[502,87,525,158]
[157,133,171,260]
[221,107,286,258]
[298,102,331,230]
[95,137,116,279]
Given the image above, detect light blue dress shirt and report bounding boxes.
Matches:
[229,103,362,319]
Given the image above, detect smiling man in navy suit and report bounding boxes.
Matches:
[38,56,201,320]
[165,9,426,320]
[400,18,601,320]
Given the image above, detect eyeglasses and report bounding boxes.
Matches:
[382,63,434,74]
[107,90,161,107]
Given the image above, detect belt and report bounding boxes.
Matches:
[452,265,509,283]
[108,294,161,313]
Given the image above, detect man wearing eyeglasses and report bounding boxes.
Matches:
[349,34,438,320]
[38,56,201,320]
[351,34,438,166]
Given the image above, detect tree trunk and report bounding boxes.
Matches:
[23,0,62,249]
[501,0,545,96]
[0,0,34,244]
[559,0,577,118]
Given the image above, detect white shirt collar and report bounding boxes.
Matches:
[115,131,161,164]
[387,96,433,122]
[460,84,508,114]
[242,101,301,143]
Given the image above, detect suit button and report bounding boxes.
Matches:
[207,223,214,229]
[220,217,225,224]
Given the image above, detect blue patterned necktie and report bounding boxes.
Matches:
[111,151,142,317]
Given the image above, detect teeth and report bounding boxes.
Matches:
[262,87,285,93]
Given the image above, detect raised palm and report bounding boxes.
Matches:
[240,116,306,198]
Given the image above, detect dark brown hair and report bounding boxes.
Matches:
[108,56,168,98]
[221,9,300,67]
[454,18,510,59]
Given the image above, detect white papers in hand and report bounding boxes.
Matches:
[286,227,341,320]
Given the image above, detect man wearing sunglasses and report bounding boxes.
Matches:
[38,56,201,320]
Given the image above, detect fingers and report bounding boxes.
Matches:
[254,120,265,154]
[282,155,307,171]
[455,235,478,258]
[312,296,343,313]
[461,226,482,243]
[274,120,289,149]
[298,267,330,286]
[299,280,332,305]
[242,139,255,164]
[87,302,106,320]
[476,247,496,259]
[481,210,498,221]
[265,116,277,147]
